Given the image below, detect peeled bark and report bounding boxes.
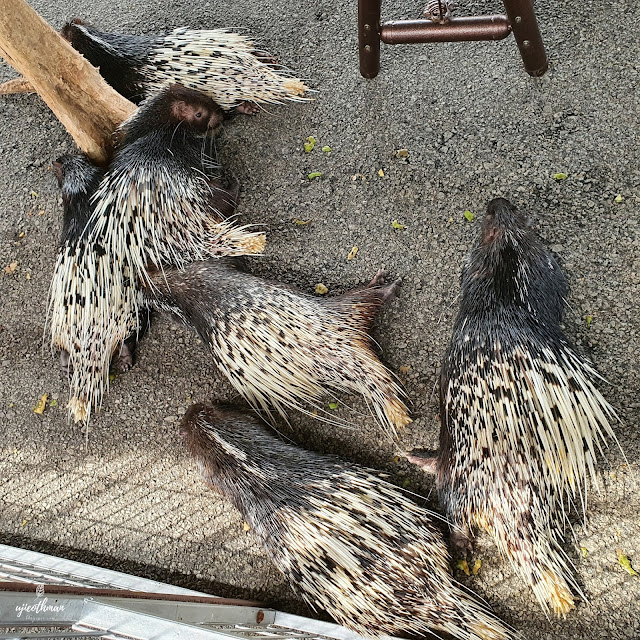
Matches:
[0,0,135,164]
[0,76,33,94]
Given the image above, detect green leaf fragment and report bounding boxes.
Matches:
[464,210,475,222]
[322,146,332,152]
[580,546,588,558]
[304,136,316,153]
[49,399,58,407]
[614,194,624,203]
[308,172,322,180]
[553,173,568,180]
[328,402,339,410]
[391,220,405,230]
[586,315,593,326]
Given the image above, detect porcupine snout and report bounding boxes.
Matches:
[481,197,529,243]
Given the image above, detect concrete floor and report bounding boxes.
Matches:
[0,0,638,637]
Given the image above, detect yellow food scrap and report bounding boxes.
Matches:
[614,194,624,203]
[4,261,18,274]
[378,169,385,177]
[33,393,48,414]
[347,246,359,261]
[471,559,482,575]
[391,220,405,230]
[553,172,568,181]
[294,218,312,225]
[304,136,316,153]
[396,149,409,158]
[243,521,251,532]
[456,559,471,576]
[314,283,329,295]
[580,547,588,558]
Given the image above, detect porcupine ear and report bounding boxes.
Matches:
[52,159,64,187]
[61,18,88,42]
[179,403,209,437]
[168,84,200,121]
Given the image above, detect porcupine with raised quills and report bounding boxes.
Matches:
[145,259,410,433]
[180,402,515,640]
[61,19,310,112]
[406,198,621,615]
[50,85,265,423]
[50,154,150,378]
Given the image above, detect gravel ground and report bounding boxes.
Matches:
[1,0,639,637]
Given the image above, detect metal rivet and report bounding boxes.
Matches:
[515,16,522,23]
[523,39,530,47]
[364,44,371,52]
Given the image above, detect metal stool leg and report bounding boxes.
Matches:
[502,0,548,76]
[358,0,381,79]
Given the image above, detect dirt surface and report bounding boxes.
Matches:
[0,0,639,637]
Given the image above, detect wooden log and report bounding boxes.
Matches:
[0,0,135,164]
[0,76,33,94]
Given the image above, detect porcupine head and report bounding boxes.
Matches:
[461,197,567,321]
[118,84,225,146]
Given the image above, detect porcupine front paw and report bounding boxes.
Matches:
[235,101,260,116]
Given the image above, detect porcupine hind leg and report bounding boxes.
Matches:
[112,306,152,374]
[367,268,402,304]
[60,349,71,378]
[327,270,410,433]
[208,176,240,218]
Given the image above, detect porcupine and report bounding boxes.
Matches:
[180,402,515,640]
[61,19,310,112]
[406,198,620,615]
[50,85,265,423]
[144,259,410,434]
[50,154,150,377]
